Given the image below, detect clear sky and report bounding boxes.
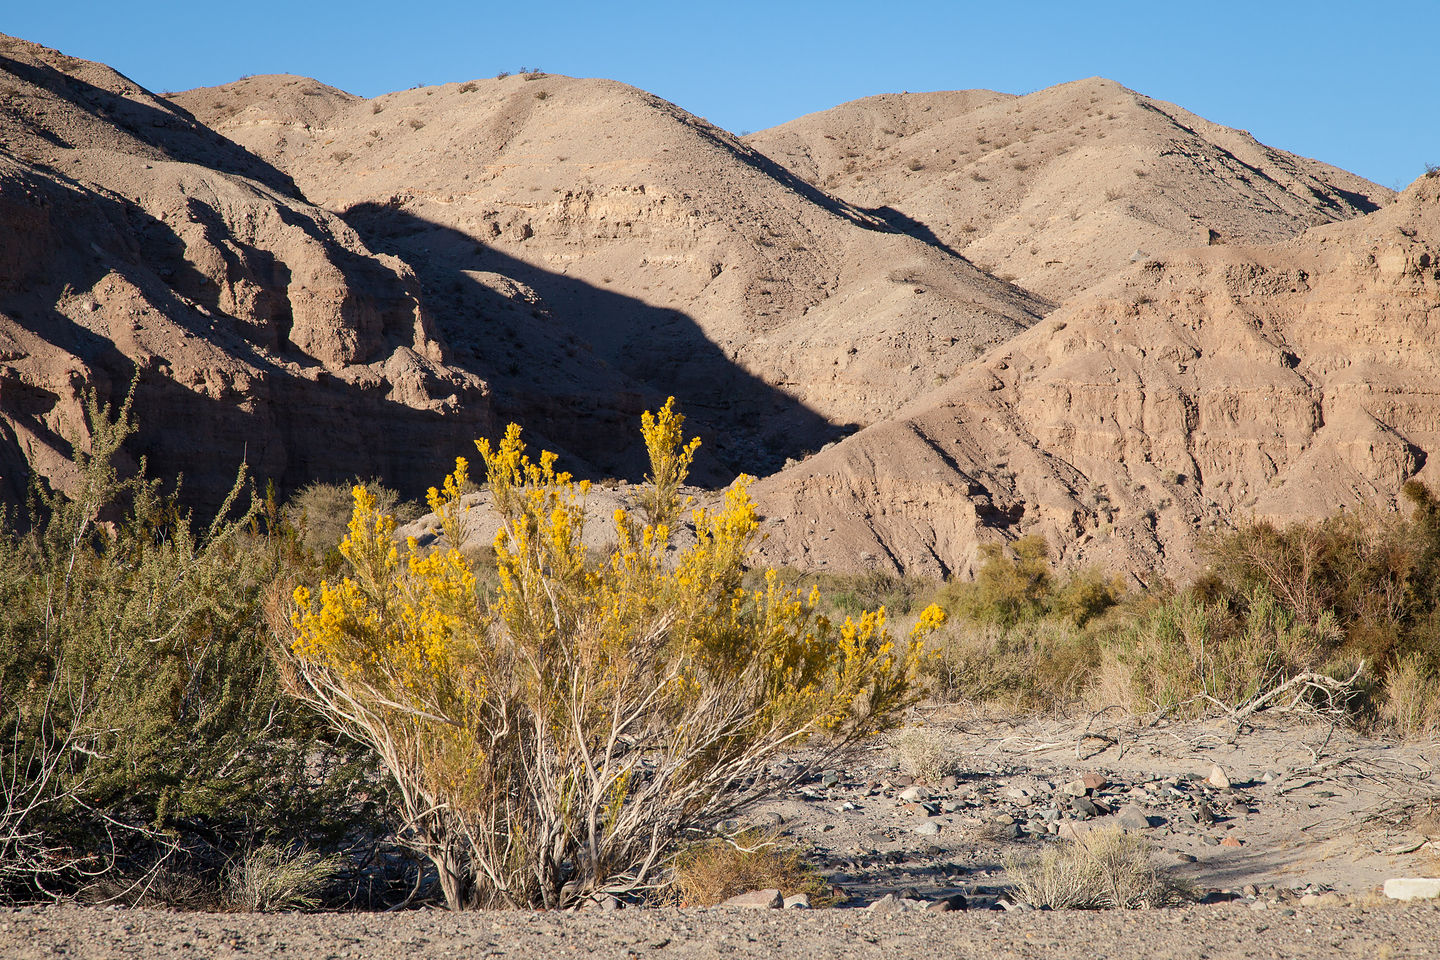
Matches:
[8,0,1437,189]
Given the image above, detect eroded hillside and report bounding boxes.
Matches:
[750,173,1440,582]
[749,79,1391,303]
[0,36,489,507]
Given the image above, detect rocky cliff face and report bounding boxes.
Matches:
[750,174,1440,583]
[0,36,489,508]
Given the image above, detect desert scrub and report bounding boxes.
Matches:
[1093,587,1346,716]
[287,478,420,571]
[283,399,941,909]
[890,726,956,782]
[673,830,835,906]
[1005,826,1192,909]
[746,567,936,620]
[0,388,371,902]
[223,844,343,912]
[922,537,1121,710]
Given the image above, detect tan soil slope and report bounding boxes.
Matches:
[748,79,1392,302]
[176,74,1048,477]
[0,37,489,508]
[751,173,1440,583]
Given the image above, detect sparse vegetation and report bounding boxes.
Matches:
[891,727,956,782]
[673,830,835,906]
[223,844,342,913]
[1005,827,1194,909]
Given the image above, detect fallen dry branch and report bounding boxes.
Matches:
[1209,662,1366,725]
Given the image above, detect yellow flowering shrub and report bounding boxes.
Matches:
[284,399,936,909]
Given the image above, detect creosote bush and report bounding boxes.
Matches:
[0,387,372,903]
[284,399,942,909]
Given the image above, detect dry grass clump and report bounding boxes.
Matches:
[1004,827,1193,909]
[222,844,342,913]
[1380,652,1440,736]
[672,831,835,906]
[891,726,957,782]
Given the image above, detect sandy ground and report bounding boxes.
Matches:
[3,901,1439,959]
[4,715,1437,958]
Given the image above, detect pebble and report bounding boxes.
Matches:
[783,894,811,909]
[1207,765,1232,791]
[913,819,942,836]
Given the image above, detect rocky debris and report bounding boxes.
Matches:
[1114,803,1156,832]
[1383,878,1440,901]
[721,889,783,909]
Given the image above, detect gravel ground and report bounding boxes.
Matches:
[4,901,1439,959]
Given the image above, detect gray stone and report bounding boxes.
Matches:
[1383,878,1440,901]
[867,893,906,913]
[723,888,784,909]
[783,894,811,909]
[1114,803,1155,832]
[912,818,942,836]
[1069,797,1099,819]
[1206,765,1232,791]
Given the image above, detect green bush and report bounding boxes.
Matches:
[934,536,1122,628]
[0,389,375,902]
[1095,588,1345,715]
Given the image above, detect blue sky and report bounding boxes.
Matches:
[9,0,1437,189]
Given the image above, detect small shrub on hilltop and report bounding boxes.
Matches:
[282,399,942,909]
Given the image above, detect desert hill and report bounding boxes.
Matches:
[750,170,1440,582]
[0,36,489,508]
[173,73,1050,478]
[748,79,1392,303]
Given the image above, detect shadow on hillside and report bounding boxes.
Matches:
[341,203,854,485]
[0,48,301,198]
[0,173,492,517]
